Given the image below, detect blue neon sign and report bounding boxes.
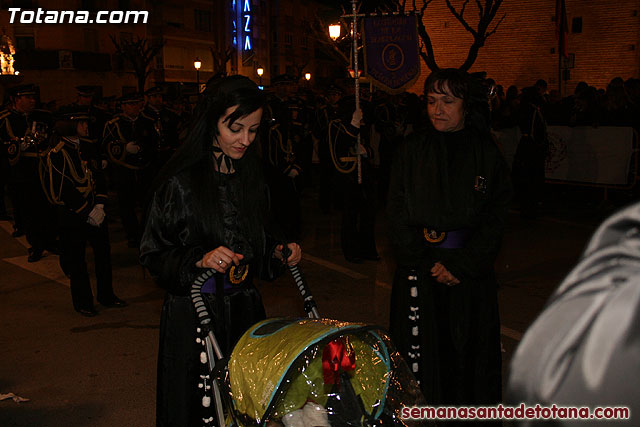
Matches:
[242,0,252,52]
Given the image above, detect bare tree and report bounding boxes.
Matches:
[349,0,506,72]
[444,0,506,71]
[110,35,165,92]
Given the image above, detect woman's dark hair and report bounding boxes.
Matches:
[149,75,267,251]
[424,68,491,135]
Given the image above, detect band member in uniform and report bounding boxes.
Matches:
[262,75,303,240]
[314,85,342,213]
[59,86,112,171]
[103,92,158,247]
[44,110,126,316]
[329,96,379,263]
[143,85,180,168]
[387,69,511,415]
[0,84,58,261]
[140,75,301,426]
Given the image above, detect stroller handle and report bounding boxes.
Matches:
[191,268,227,427]
[281,244,320,319]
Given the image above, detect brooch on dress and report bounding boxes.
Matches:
[474,176,487,193]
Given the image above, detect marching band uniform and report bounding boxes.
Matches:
[0,84,57,261]
[143,86,181,168]
[103,92,158,247]
[58,86,112,169]
[330,97,378,263]
[262,83,303,241]
[314,86,342,213]
[45,110,125,316]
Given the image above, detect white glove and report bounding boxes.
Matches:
[350,108,363,128]
[125,141,141,154]
[19,140,29,151]
[101,159,108,169]
[87,204,105,227]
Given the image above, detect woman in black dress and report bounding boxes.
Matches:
[140,75,301,426]
[387,69,511,414]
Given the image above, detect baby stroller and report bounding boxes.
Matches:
[190,260,426,426]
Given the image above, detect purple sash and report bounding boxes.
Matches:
[424,228,473,249]
[201,264,250,294]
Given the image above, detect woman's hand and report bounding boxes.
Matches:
[195,246,244,273]
[431,261,461,286]
[274,243,302,266]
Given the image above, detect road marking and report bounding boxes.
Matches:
[375,280,392,290]
[303,254,368,280]
[3,254,70,287]
[0,220,28,248]
[1,221,69,287]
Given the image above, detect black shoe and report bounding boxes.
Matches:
[12,229,25,238]
[27,248,44,263]
[98,296,127,308]
[76,307,98,317]
[362,254,381,261]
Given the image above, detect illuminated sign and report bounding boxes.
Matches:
[231,0,254,64]
[242,0,253,63]
[231,0,237,46]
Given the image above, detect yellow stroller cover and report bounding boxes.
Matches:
[228,318,425,426]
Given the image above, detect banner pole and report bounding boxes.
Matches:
[351,0,362,185]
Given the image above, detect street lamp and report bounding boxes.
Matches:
[194,57,201,93]
[256,67,264,86]
[329,23,341,41]
[304,72,311,81]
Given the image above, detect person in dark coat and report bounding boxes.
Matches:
[387,68,512,420]
[45,109,125,316]
[140,75,301,427]
[511,86,548,219]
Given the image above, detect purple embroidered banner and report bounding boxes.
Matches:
[363,15,420,93]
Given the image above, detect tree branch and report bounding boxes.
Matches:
[446,0,478,37]
[486,13,506,38]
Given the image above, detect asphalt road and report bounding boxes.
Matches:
[0,185,627,426]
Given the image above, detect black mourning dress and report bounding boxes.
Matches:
[141,167,281,427]
[387,128,512,413]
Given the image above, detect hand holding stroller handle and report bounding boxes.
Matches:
[289,262,320,319]
[278,242,319,318]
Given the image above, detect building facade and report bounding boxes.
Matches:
[0,0,333,106]
[409,0,640,94]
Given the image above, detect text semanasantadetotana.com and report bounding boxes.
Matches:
[402,404,631,421]
[8,8,148,24]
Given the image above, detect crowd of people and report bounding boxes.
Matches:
[0,71,636,309]
[1,70,638,424]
